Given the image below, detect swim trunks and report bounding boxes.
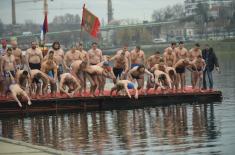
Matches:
[113,67,124,78]
[175,67,185,74]
[127,83,135,89]
[29,63,41,70]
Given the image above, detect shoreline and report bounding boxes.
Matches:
[0,136,74,155]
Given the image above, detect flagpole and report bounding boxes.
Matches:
[80,4,85,43]
[43,0,48,53]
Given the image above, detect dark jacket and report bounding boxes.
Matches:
[202,48,219,72]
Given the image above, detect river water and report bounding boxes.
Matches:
[0,51,235,155]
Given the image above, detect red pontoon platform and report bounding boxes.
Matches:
[0,88,222,116]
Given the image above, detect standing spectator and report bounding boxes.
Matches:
[0,39,7,55]
[202,44,219,91]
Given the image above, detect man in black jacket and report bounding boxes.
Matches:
[202,45,220,90]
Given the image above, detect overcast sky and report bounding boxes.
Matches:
[0,0,184,24]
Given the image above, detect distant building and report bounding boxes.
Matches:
[184,0,232,17]
[107,0,114,24]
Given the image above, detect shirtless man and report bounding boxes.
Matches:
[189,43,202,61]
[130,46,145,68]
[64,47,80,69]
[153,70,172,93]
[15,70,30,90]
[189,43,202,86]
[0,40,8,96]
[163,48,176,67]
[1,48,16,96]
[127,64,154,93]
[110,50,129,79]
[41,51,58,97]
[70,60,87,94]
[27,41,43,70]
[59,73,81,97]
[146,51,161,69]
[45,41,65,81]
[11,40,23,69]
[146,59,166,92]
[116,44,131,67]
[174,59,196,92]
[110,80,138,99]
[8,71,32,107]
[29,69,50,98]
[165,67,177,91]
[151,59,166,72]
[1,48,16,76]
[84,62,115,96]
[77,42,89,62]
[88,42,102,65]
[164,42,177,54]
[191,55,206,91]
[175,41,188,60]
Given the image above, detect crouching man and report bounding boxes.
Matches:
[153,70,172,93]
[59,73,81,97]
[8,71,32,107]
[110,80,138,99]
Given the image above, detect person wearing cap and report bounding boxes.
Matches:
[11,40,23,70]
[130,46,145,68]
[202,45,220,91]
[175,41,188,61]
[88,42,103,65]
[110,80,138,99]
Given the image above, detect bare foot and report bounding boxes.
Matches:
[28,101,32,105]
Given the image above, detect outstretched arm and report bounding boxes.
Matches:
[59,79,71,97]
[144,69,154,80]
[124,84,131,99]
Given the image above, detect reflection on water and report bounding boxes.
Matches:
[0,51,235,154]
[0,105,221,154]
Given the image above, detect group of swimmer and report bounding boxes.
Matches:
[0,39,215,107]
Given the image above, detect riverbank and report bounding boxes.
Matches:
[103,39,235,56]
[0,137,74,155]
